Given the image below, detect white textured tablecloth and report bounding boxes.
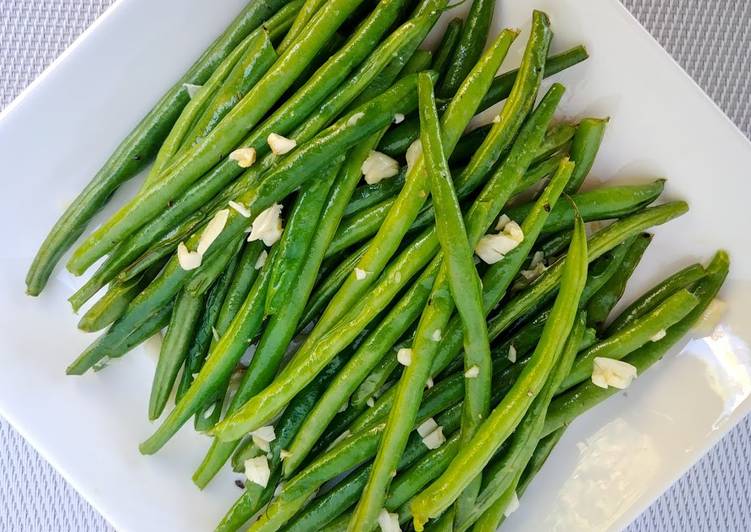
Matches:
[1,1,750,530]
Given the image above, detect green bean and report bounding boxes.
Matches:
[562,289,699,391]
[587,232,653,330]
[95,7,434,295]
[277,0,328,54]
[138,250,274,455]
[178,27,281,154]
[377,45,589,158]
[193,141,376,484]
[538,230,572,259]
[606,263,706,335]
[67,0,392,274]
[564,117,609,193]
[216,344,359,532]
[535,122,577,162]
[401,49,434,76]
[148,289,204,420]
[343,172,406,217]
[410,212,588,530]
[505,181,665,236]
[25,0,288,295]
[212,30,525,444]
[176,250,244,401]
[267,177,336,315]
[311,27,519,340]
[350,336,406,407]
[418,74,491,525]
[445,125,491,165]
[68,72,426,376]
[543,250,729,438]
[283,261,437,475]
[471,480,517,532]
[438,0,495,97]
[298,244,368,330]
[432,18,463,81]
[454,314,586,531]
[77,266,157,332]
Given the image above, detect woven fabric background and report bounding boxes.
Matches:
[1,0,749,530]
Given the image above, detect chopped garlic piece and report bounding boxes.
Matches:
[530,251,545,268]
[503,491,520,517]
[244,456,270,487]
[475,233,520,264]
[347,112,365,126]
[417,418,438,437]
[503,220,524,243]
[495,214,511,231]
[229,147,257,168]
[650,329,667,342]
[197,209,229,254]
[378,509,402,532]
[212,326,220,343]
[251,426,276,452]
[362,151,399,185]
[465,366,480,379]
[520,261,547,282]
[367,397,375,408]
[279,450,292,460]
[331,430,351,447]
[591,357,637,390]
[183,83,202,98]
[393,113,405,124]
[338,401,348,413]
[354,268,368,280]
[267,133,297,155]
[247,203,283,246]
[508,344,517,363]
[406,139,422,170]
[492,114,501,124]
[255,249,268,270]
[177,242,202,270]
[421,426,445,449]
[228,200,251,218]
[274,483,284,496]
[397,348,413,366]
[695,298,728,335]
[426,377,434,389]
[431,329,442,342]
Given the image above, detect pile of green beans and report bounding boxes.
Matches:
[25,3,730,531]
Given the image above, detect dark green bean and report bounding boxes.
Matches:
[564,117,609,193]
[401,49,434,76]
[606,262,707,335]
[587,232,653,330]
[432,17,463,81]
[438,0,495,97]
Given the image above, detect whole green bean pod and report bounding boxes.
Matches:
[410,212,588,530]
[561,288,699,391]
[418,73,491,524]
[148,289,205,420]
[587,232,653,330]
[311,27,519,340]
[438,0,495,97]
[454,315,586,531]
[432,18,463,81]
[564,117,609,193]
[176,249,245,401]
[25,0,288,295]
[68,73,427,376]
[266,176,336,315]
[505,181,666,236]
[543,250,729,438]
[276,0,328,54]
[605,263,706,335]
[376,45,589,158]
[67,0,391,273]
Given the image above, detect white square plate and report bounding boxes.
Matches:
[1,1,750,531]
